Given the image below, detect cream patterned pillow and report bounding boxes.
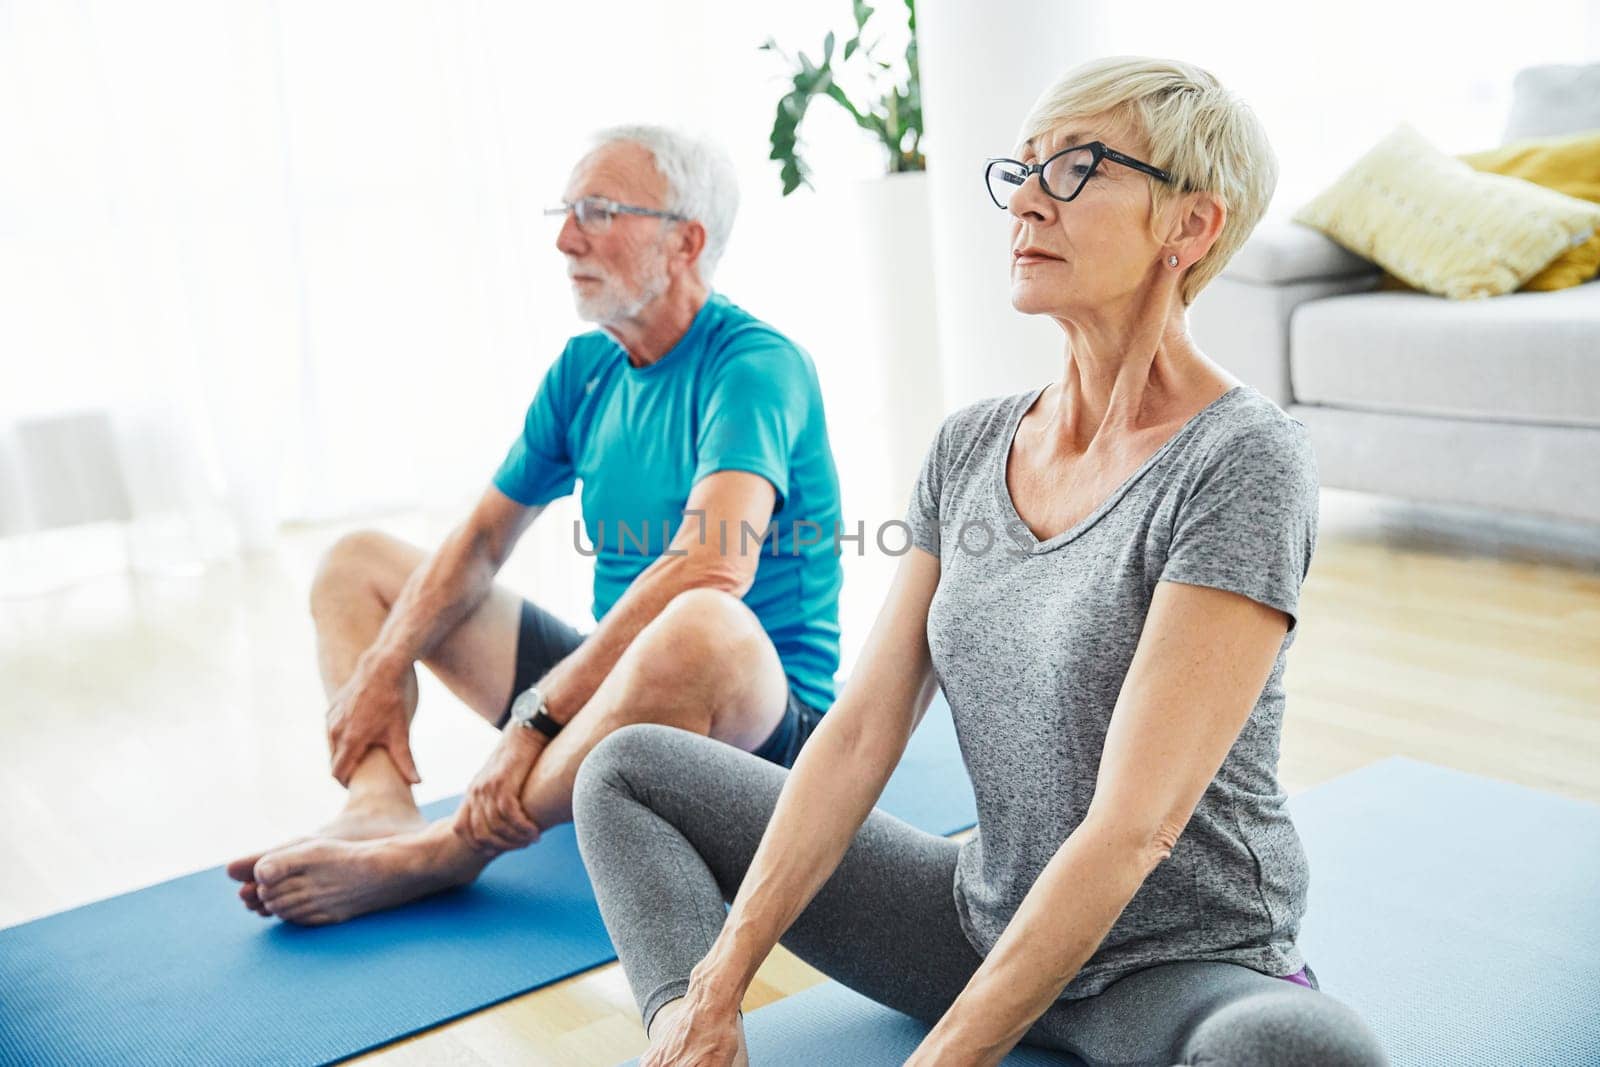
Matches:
[1293,123,1600,299]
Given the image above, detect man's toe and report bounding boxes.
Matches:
[226,854,264,882]
[258,875,305,905]
[255,853,305,885]
[270,894,324,924]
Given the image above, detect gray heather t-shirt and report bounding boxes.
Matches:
[904,383,1320,1000]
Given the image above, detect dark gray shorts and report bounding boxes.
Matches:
[496,599,823,769]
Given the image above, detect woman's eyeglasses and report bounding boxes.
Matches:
[984,142,1174,210]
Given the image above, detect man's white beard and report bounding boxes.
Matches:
[571,253,670,325]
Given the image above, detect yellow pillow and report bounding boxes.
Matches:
[1294,122,1600,298]
[1381,129,1600,292]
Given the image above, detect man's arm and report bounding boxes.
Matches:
[904,581,1290,1065]
[327,485,539,784]
[527,468,777,728]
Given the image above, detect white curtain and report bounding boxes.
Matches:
[2,2,293,586]
[0,0,895,609]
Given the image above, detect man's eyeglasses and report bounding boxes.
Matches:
[543,195,688,234]
[984,142,1174,210]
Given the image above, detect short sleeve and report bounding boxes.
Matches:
[492,347,578,507]
[692,340,811,509]
[905,419,948,557]
[1159,419,1320,632]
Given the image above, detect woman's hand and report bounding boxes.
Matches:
[903,1043,966,1067]
[640,986,747,1067]
[904,1036,1001,1067]
[904,1015,1007,1067]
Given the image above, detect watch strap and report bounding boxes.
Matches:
[508,686,563,739]
[524,706,563,740]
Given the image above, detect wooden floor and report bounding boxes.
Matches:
[1,491,1596,1066]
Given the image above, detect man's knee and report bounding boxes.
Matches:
[657,587,752,644]
[1182,988,1388,1066]
[309,529,412,612]
[627,588,760,683]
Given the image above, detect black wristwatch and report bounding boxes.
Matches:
[506,685,563,740]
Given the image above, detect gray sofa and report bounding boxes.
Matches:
[1188,60,1600,527]
[1188,226,1600,524]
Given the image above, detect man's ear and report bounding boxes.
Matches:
[673,219,708,278]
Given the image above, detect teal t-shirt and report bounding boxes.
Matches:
[492,293,842,711]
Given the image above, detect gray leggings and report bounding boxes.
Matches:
[572,723,1388,1066]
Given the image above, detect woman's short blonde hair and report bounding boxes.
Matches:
[1019,56,1278,307]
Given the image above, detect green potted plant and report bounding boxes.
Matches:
[760,0,924,195]
[759,1,942,503]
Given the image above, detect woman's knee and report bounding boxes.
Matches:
[572,722,679,819]
[1182,988,1388,1066]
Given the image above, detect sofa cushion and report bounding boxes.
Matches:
[1222,220,1378,285]
[1503,62,1600,142]
[1289,283,1600,428]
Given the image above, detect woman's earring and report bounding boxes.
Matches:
[1167,254,1179,268]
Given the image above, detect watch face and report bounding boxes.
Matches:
[511,687,542,724]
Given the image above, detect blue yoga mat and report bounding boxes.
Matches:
[1292,758,1600,1066]
[0,703,978,1067]
[732,758,1600,1066]
[740,981,1076,1065]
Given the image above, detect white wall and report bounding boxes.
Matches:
[915,0,1598,404]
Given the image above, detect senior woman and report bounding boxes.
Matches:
[571,56,1387,1067]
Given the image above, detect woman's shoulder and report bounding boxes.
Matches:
[1194,386,1314,464]
[910,390,1035,500]
[1176,386,1319,509]
[934,388,1037,447]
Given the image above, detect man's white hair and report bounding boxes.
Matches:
[589,124,740,285]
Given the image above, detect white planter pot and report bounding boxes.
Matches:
[848,170,946,506]
[918,1,1110,403]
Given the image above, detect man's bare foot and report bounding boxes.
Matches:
[250,818,491,925]
[227,796,425,916]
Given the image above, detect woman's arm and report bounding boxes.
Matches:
[908,580,1291,1065]
[675,547,943,1017]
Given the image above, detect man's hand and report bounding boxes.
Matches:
[453,726,545,854]
[326,658,423,787]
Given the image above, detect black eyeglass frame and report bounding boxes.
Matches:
[542,195,690,231]
[984,141,1175,209]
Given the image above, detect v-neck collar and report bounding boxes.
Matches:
[993,384,1243,555]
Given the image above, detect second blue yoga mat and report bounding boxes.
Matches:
[733,758,1600,1066]
[0,700,978,1067]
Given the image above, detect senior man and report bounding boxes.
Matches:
[226,125,843,925]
